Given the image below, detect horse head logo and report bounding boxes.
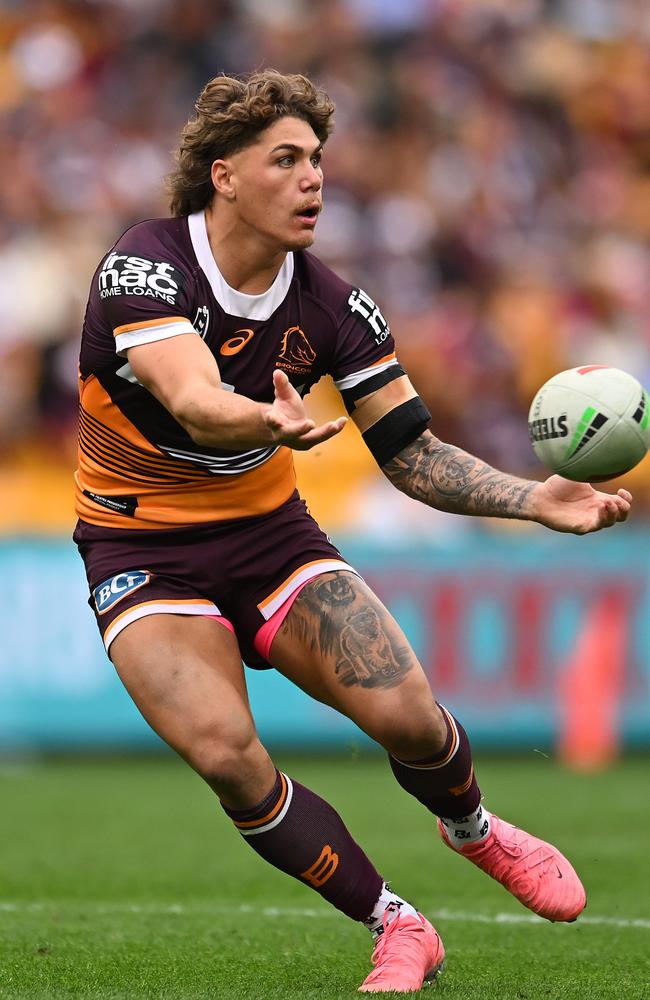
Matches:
[277,326,317,369]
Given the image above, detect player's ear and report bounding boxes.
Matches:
[211,159,236,200]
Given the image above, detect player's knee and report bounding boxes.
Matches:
[370,700,447,759]
[188,727,267,797]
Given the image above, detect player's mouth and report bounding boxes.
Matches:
[295,204,320,226]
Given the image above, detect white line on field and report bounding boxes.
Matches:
[1,901,649,930]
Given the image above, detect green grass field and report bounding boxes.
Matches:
[1,752,649,999]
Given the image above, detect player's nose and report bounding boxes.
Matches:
[301,164,322,190]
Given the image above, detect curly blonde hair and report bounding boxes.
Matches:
[168,69,335,217]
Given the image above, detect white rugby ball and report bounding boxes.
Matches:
[528,365,650,481]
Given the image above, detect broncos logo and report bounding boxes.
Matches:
[277,326,317,371]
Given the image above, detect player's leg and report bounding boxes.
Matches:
[109,611,443,987]
[77,510,443,991]
[268,570,483,820]
[110,613,274,807]
[268,570,586,923]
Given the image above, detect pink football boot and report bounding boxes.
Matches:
[438,813,586,922]
[359,905,444,993]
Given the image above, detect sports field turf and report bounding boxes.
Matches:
[1,753,649,999]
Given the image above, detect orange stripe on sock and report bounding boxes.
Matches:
[232,773,288,830]
[450,765,474,796]
[395,707,459,769]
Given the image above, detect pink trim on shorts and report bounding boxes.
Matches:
[206,614,236,634]
[254,579,312,663]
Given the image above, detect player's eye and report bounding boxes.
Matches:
[310,154,322,168]
[278,155,295,167]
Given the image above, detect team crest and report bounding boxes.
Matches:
[276,326,317,374]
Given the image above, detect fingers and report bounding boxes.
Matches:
[268,370,347,448]
[272,369,296,400]
[599,496,619,528]
[292,417,347,449]
[607,488,632,518]
[616,496,631,521]
[598,490,631,527]
[265,413,315,437]
[544,479,633,534]
[264,410,347,448]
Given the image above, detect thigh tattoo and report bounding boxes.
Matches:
[285,572,413,689]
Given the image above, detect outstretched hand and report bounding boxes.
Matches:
[264,370,347,450]
[532,474,632,534]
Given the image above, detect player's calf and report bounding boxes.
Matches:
[221,764,445,986]
[389,703,482,821]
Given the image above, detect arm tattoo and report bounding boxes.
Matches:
[383,431,536,519]
[283,572,414,689]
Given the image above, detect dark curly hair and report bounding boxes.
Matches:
[168,69,336,217]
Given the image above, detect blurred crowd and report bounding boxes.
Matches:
[1,0,649,533]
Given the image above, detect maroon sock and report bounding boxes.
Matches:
[389,703,481,818]
[222,770,383,921]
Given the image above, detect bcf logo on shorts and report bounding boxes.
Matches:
[94,571,151,615]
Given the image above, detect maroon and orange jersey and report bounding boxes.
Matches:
[76,211,401,529]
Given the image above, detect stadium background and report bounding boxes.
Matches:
[1,0,649,758]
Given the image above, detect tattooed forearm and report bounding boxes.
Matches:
[383,431,536,519]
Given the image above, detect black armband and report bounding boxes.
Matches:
[339,364,406,413]
[362,397,431,467]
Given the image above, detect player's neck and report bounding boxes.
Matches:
[204,204,287,295]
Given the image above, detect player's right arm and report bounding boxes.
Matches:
[127,334,346,451]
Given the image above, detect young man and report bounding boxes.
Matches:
[74,70,631,993]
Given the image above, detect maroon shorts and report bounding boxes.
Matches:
[73,492,359,669]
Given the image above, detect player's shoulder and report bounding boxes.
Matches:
[293,250,391,349]
[93,215,197,307]
[293,250,353,316]
[109,215,195,273]
[91,216,197,317]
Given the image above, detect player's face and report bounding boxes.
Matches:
[227,116,324,251]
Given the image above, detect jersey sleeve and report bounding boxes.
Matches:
[94,226,196,357]
[330,286,404,411]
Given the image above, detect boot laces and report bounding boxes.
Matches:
[483,821,558,880]
[370,912,426,971]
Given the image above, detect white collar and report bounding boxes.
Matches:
[188,210,294,321]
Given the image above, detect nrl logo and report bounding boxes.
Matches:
[276,325,316,374]
[193,305,210,339]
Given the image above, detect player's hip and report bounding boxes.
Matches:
[74,491,358,668]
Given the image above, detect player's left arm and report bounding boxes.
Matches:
[352,378,632,535]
